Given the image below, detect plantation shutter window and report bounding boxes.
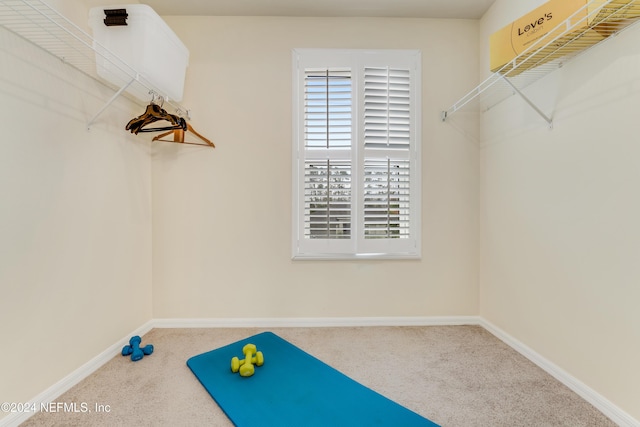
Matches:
[293,49,421,259]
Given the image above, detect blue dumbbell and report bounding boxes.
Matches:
[122,336,153,361]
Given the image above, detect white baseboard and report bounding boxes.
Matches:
[153,316,481,328]
[480,318,639,427]
[0,320,155,427]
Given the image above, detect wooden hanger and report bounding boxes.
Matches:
[152,122,215,147]
[126,98,186,135]
[126,104,186,135]
[136,115,186,134]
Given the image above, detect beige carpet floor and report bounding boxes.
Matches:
[20,326,616,426]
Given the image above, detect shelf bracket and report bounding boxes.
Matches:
[501,75,553,128]
[87,76,137,129]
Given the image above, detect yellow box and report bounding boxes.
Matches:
[489,0,640,75]
[590,0,640,35]
[596,0,640,22]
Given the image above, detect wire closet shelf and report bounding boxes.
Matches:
[441,0,640,127]
[0,0,190,128]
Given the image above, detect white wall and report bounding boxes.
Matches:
[0,1,152,418]
[479,0,640,421]
[151,16,480,319]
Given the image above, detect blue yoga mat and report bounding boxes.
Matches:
[187,331,439,427]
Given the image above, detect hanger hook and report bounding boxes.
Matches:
[149,90,164,107]
[174,108,191,121]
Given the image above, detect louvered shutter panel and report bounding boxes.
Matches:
[304,69,352,149]
[304,160,351,239]
[362,67,413,241]
[297,66,354,255]
[363,67,411,150]
[363,158,411,238]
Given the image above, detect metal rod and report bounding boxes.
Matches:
[326,158,331,237]
[386,158,391,238]
[325,70,329,149]
[386,67,390,146]
[87,77,136,129]
[500,75,553,127]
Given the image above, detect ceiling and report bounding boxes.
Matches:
[141,0,496,19]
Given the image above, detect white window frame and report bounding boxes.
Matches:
[292,49,421,260]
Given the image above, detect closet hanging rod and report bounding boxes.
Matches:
[0,0,191,127]
[441,0,640,123]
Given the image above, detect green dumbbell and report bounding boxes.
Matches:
[230,343,264,377]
